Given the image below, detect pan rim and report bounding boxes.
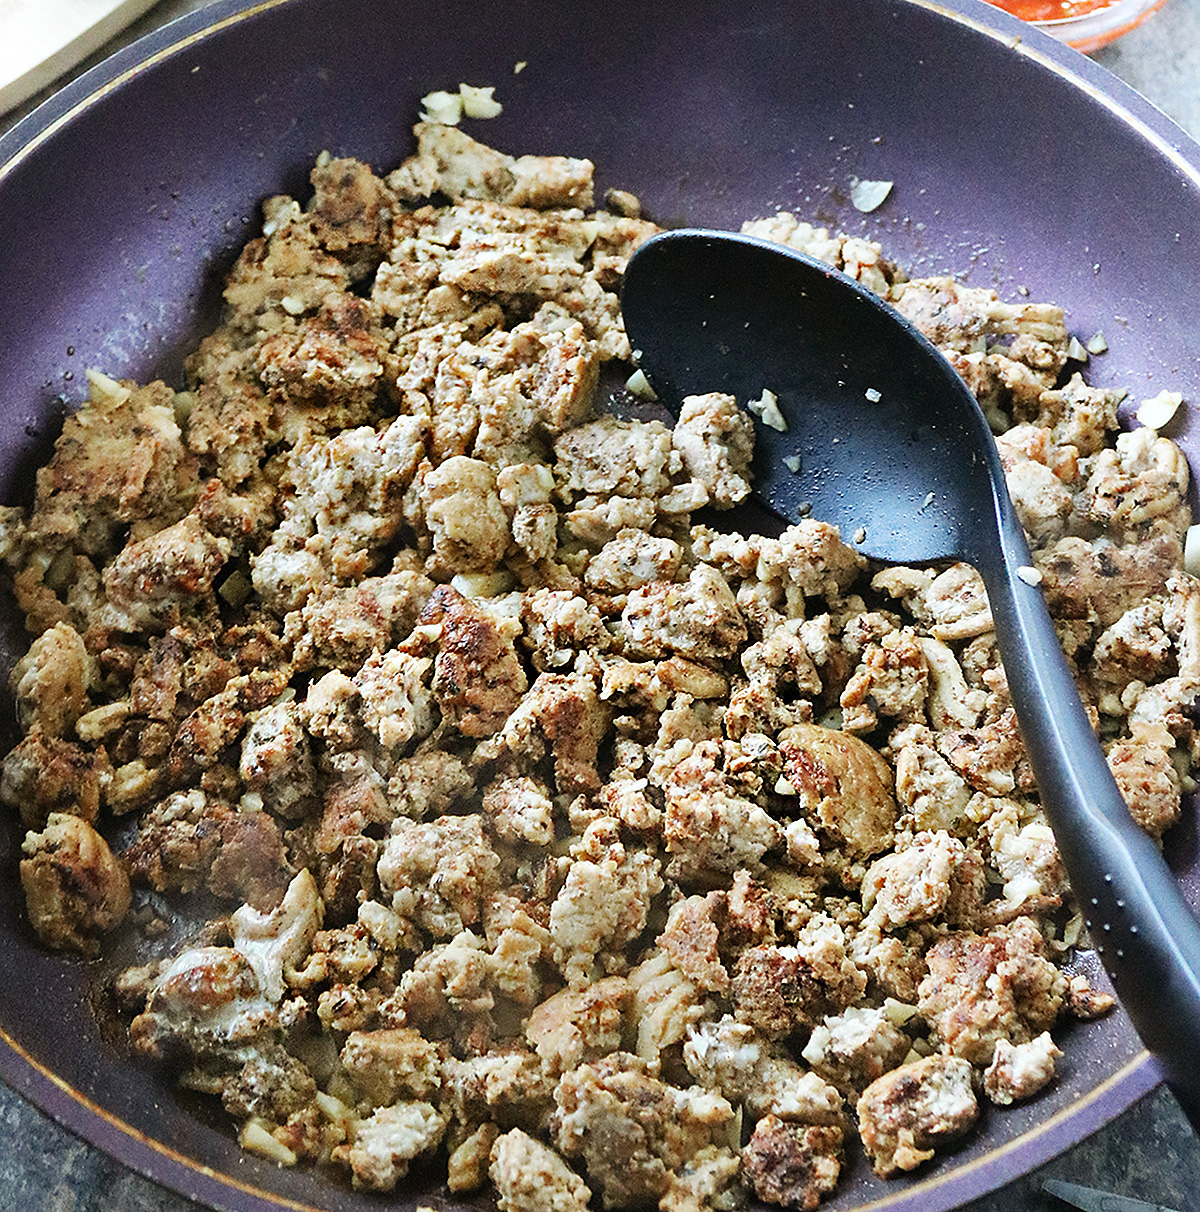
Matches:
[0,1,1196,1210]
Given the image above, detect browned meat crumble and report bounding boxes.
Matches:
[2,119,1196,1208]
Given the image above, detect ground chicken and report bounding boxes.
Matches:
[549,821,664,987]
[334,1101,448,1191]
[778,723,898,858]
[856,1054,979,1177]
[732,915,866,1037]
[861,830,985,930]
[918,917,1067,1065]
[662,741,783,880]
[19,813,131,954]
[9,621,96,738]
[983,1031,1062,1105]
[740,1116,844,1210]
[553,1052,734,1209]
[491,1128,592,1212]
[622,565,748,662]
[670,393,754,508]
[0,120,1189,1212]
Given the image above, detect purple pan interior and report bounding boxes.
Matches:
[1,1,1199,1209]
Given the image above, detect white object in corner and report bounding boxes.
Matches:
[0,0,162,117]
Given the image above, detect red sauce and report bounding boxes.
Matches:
[987,0,1116,18]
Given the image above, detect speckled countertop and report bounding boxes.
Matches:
[3,1,1200,1209]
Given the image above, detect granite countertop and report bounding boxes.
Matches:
[3,1,1200,1209]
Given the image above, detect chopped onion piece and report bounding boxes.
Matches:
[747,387,787,431]
[1016,565,1043,586]
[419,89,463,125]
[850,178,893,213]
[1004,873,1043,905]
[239,1118,298,1166]
[420,83,503,125]
[1185,524,1200,577]
[451,570,514,598]
[1136,389,1184,431]
[460,83,503,119]
[85,367,131,407]
[625,368,657,400]
[883,998,919,1026]
[1086,331,1109,355]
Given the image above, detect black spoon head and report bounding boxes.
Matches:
[621,229,1010,566]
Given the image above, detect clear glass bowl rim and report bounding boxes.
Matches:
[1019,0,1170,48]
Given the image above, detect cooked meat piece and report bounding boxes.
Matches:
[0,729,108,830]
[425,586,528,738]
[1075,426,1191,546]
[861,830,985,930]
[983,1031,1062,1105]
[778,723,897,858]
[256,294,389,417]
[839,625,929,732]
[660,1146,741,1212]
[376,814,502,939]
[740,1115,843,1210]
[333,1101,448,1192]
[732,915,866,1037]
[555,415,678,503]
[221,1043,318,1124]
[1106,721,1183,838]
[525,976,632,1075]
[22,376,198,562]
[19,813,131,954]
[521,588,610,670]
[622,564,747,662]
[658,895,730,994]
[489,670,611,797]
[740,212,900,295]
[553,1052,734,1209]
[307,155,393,259]
[662,740,782,880]
[917,917,1067,1065]
[288,569,434,672]
[684,1014,843,1124]
[995,424,1077,545]
[670,393,754,508]
[549,821,663,988]
[340,1027,444,1107]
[856,1054,979,1177]
[238,700,318,819]
[390,122,594,210]
[1037,533,1182,628]
[490,1128,591,1212]
[584,529,683,601]
[9,621,96,738]
[483,774,555,846]
[890,277,1068,378]
[873,562,993,642]
[800,1005,911,1090]
[103,513,231,630]
[3,118,1194,1212]
[130,944,278,1060]
[421,455,511,575]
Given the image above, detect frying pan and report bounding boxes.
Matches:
[1,1,1199,1210]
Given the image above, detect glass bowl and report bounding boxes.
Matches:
[986,0,1170,51]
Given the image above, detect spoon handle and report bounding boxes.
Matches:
[984,524,1200,1123]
